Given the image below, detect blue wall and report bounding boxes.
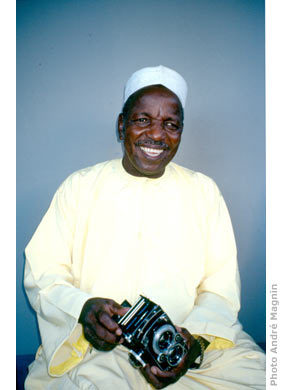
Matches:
[17,0,265,355]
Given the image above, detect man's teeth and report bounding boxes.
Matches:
[140,146,164,156]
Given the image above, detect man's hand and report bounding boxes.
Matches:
[78,297,129,351]
[140,326,200,389]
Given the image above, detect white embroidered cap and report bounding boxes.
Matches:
[123,65,188,109]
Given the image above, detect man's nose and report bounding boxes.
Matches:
[146,119,165,140]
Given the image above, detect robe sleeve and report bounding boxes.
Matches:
[24,173,92,377]
[181,176,241,347]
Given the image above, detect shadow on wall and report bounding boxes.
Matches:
[18,252,41,349]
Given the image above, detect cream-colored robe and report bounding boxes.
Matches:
[24,159,265,389]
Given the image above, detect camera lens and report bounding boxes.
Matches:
[167,345,184,366]
[153,324,176,354]
[158,331,173,350]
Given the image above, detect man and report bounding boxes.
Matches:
[24,66,265,389]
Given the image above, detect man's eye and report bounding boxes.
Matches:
[133,118,149,125]
[164,122,179,131]
[129,118,149,126]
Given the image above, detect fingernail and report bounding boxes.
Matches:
[151,367,157,375]
[116,328,122,336]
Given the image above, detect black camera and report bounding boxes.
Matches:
[114,295,188,371]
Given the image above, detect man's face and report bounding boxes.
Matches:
[118,85,184,178]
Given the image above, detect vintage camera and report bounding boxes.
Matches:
[113,295,188,371]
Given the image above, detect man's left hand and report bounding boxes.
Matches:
[140,326,199,389]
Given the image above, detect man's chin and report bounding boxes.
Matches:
[135,163,166,178]
[122,155,167,178]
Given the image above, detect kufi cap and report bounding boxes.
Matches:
[124,65,188,109]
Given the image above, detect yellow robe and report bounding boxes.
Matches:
[24,159,265,389]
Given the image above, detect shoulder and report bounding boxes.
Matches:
[55,159,120,199]
[169,162,220,193]
[169,163,224,215]
[59,160,119,187]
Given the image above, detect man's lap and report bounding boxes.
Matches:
[25,330,265,390]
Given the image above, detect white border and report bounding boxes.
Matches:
[266,0,283,388]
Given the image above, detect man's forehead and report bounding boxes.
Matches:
[127,84,182,109]
[132,84,180,103]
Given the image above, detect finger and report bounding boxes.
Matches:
[110,302,130,316]
[99,302,130,336]
[175,325,190,338]
[97,313,124,338]
[86,317,120,345]
[83,325,105,347]
[175,326,193,347]
[102,301,129,335]
[141,365,164,389]
[98,310,122,334]
[151,366,180,379]
[94,321,120,344]
[84,326,116,351]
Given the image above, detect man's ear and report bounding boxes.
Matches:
[118,113,125,140]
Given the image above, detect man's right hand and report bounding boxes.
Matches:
[78,297,129,351]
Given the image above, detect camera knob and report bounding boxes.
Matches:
[128,350,146,369]
[175,333,183,343]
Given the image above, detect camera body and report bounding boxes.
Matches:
[114,295,188,371]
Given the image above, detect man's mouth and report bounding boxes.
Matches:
[139,146,165,158]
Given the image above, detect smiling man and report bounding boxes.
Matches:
[118,83,184,178]
[24,66,265,389]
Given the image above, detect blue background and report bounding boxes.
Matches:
[17,0,265,355]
